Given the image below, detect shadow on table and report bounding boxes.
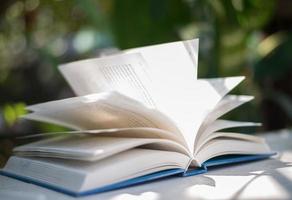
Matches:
[204,155,292,199]
[206,154,292,199]
[94,155,291,200]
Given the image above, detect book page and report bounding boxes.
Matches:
[24,92,168,130]
[194,94,254,150]
[195,120,261,151]
[194,138,271,165]
[14,135,191,161]
[124,39,199,95]
[201,95,254,125]
[59,53,156,107]
[166,77,246,151]
[195,132,266,155]
[24,92,188,145]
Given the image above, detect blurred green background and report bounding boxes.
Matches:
[0,0,292,166]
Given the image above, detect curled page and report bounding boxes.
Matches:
[196,119,261,148]
[173,77,246,151]
[23,92,186,143]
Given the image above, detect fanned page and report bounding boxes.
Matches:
[59,40,246,151]
[25,35,264,156]
[194,138,271,165]
[59,40,203,151]
[176,77,246,150]
[194,94,256,148]
[196,119,261,148]
[24,92,185,141]
[190,93,271,165]
[24,76,245,153]
[24,76,246,154]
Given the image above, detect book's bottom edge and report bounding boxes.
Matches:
[0,168,185,197]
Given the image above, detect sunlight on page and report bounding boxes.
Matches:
[82,93,111,103]
[186,175,255,199]
[112,192,160,200]
[223,76,245,92]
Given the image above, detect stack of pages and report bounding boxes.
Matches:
[1,39,273,196]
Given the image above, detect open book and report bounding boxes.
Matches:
[1,39,273,196]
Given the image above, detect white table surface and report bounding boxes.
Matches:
[1,129,292,200]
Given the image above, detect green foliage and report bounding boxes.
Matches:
[109,0,191,48]
[254,33,292,81]
[3,103,27,126]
